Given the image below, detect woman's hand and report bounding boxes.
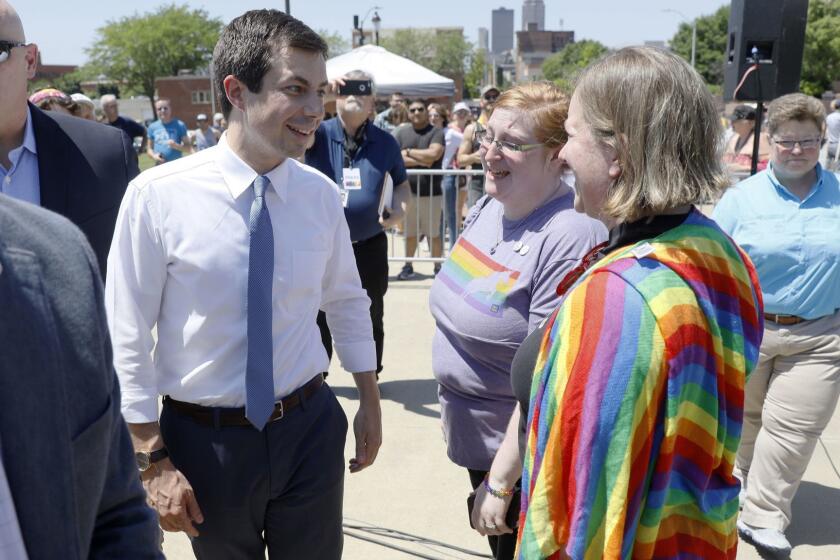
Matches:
[470,480,514,537]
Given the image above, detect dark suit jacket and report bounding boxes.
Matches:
[0,195,162,559]
[29,103,139,276]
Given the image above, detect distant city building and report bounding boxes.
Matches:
[478,27,490,52]
[515,29,574,81]
[492,7,514,55]
[645,40,667,49]
[522,0,545,31]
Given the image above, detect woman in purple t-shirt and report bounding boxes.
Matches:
[429,82,606,560]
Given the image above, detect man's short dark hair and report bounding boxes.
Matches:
[213,9,328,118]
[408,99,427,107]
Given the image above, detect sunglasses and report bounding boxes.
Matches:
[0,40,27,64]
[409,107,426,113]
[483,94,499,102]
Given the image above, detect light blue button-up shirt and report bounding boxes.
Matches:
[0,107,40,205]
[713,164,840,319]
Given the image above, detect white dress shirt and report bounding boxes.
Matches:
[0,440,28,559]
[106,134,376,423]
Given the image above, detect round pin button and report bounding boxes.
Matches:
[513,241,523,252]
[519,244,530,255]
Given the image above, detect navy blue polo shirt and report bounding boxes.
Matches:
[306,118,407,242]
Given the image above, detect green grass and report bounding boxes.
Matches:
[138,153,155,172]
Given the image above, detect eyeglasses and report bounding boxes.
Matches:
[409,107,426,114]
[772,137,821,150]
[475,129,543,153]
[428,113,441,119]
[0,40,26,64]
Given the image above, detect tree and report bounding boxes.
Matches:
[464,49,488,99]
[800,0,840,96]
[86,4,222,114]
[319,29,350,58]
[542,40,608,91]
[669,5,729,88]
[381,29,472,85]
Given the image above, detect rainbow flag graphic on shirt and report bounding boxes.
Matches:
[437,237,520,317]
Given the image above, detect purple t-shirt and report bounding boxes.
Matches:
[429,190,607,470]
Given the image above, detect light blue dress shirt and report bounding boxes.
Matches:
[713,164,840,319]
[0,107,40,205]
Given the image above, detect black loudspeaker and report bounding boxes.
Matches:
[723,0,809,101]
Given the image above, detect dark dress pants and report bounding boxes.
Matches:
[318,231,388,374]
[468,469,516,560]
[160,382,348,560]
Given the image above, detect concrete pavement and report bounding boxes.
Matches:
[162,256,840,560]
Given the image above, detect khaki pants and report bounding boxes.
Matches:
[737,311,840,531]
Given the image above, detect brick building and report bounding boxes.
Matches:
[154,74,216,127]
[33,53,76,84]
[515,28,574,81]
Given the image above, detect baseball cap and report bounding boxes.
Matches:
[70,93,95,108]
[452,101,470,114]
[196,113,208,120]
[480,85,500,98]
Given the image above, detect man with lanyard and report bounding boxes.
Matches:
[306,70,410,378]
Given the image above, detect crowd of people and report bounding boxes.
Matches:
[2,1,839,559]
[28,85,230,161]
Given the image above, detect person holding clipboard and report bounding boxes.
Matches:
[305,70,410,378]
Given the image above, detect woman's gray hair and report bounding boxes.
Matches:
[344,69,376,97]
[574,46,729,223]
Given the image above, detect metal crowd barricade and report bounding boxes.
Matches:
[389,169,485,263]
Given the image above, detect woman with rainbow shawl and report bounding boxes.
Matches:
[506,47,764,559]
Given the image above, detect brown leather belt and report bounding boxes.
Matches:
[764,313,806,325]
[164,374,324,427]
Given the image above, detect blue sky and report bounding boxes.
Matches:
[18,0,727,66]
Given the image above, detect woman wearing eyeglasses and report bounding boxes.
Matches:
[712,93,840,557]
[429,82,606,560]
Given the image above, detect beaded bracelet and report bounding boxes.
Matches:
[483,473,515,499]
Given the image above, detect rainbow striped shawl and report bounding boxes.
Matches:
[517,211,763,559]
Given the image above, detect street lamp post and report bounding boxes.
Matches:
[354,6,382,47]
[663,9,696,69]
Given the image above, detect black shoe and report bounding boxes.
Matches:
[397,264,415,280]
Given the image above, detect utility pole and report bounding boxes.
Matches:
[285,0,290,14]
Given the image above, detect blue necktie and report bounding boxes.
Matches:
[245,175,275,430]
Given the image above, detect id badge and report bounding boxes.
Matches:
[342,168,362,190]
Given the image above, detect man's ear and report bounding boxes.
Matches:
[24,44,38,79]
[224,75,247,114]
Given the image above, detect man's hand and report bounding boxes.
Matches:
[148,152,165,164]
[379,206,404,229]
[166,139,178,148]
[349,372,381,473]
[142,459,204,537]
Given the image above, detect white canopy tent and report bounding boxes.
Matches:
[326,45,455,98]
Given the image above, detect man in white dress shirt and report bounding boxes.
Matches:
[105,10,381,559]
